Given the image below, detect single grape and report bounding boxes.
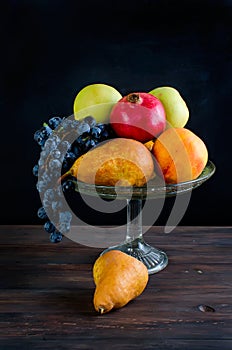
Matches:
[84,115,97,128]
[51,149,61,159]
[43,138,58,153]
[62,119,74,130]
[46,134,61,148]
[58,140,72,154]
[62,179,75,193]
[90,126,102,139]
[59,211,72,223]
[77,120,90,135]
[96,123,106,131]
[75,134,87,149]
[34,125,52,146]
[40,149,50,160]
[36,180,48,193]
[50,231,63,243]
[42,198,51,209]
[48,159,62,171]
[75,134,96,153]
[44,188,55,201]
[37,206,48,220]
[70,119,80,129]
[34,129,41,142]
[70,140,81,158]
[32,164,39,177]
[65,151,77,162]
[41,172,52,186]
[51,200,63,212]
[83,138,96,151]
[48,116,63,129]
[55,185,63,198]
[34,132,46,147]
[62,152,77,172]
[59,222,70,234]
[44,221,56,233]
[51,134,61,144]
[38,158,45,167]
[100,129,110,140]
[102,124,117,139]
[71,145,81,158]
[50,170,62,181]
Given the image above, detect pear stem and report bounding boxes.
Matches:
[98,307,105,314]
[58,170,71,184]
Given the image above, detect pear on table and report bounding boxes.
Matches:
[93,250,149,314]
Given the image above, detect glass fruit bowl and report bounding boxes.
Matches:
[73,160,216,274]
[33,93,216,276]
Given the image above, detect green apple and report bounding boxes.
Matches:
[149,86,189,128]
[73,83,122,123]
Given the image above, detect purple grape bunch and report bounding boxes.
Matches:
[33,114,116,242]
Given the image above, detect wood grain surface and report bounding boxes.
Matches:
[0,225,231,349]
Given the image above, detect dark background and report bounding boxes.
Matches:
[1,0,231,226]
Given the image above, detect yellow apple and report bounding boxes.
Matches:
[73,83,122,124]
[149,86,189,128]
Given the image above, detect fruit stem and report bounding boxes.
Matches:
[127,93,141,104]
[98,307,105,314]
[58,170,71,184]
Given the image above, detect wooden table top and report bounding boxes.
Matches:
[0,225,231,349]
